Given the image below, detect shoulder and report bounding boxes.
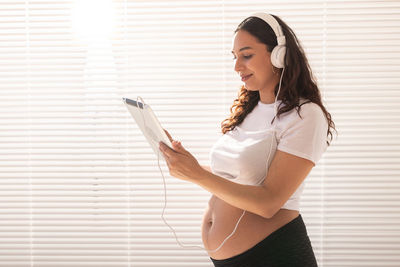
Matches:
[275,100,329,165]
[279,99,326,123]
[298,101,326,121]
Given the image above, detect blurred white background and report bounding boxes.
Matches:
[0,0,399,266]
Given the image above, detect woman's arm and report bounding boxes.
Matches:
[159,141,314,219]
[192,150,314,218]
[201,165,212,172]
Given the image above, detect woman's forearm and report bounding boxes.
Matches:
[201,165,212,172]
[192,169,273,218]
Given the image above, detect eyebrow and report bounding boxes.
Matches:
[231,46,253,54]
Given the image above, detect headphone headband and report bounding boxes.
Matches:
[250,13,286,45]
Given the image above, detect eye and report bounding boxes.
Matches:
[232,55,253,60]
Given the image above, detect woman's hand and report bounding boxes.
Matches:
[159,129,205,182]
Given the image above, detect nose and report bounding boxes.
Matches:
[234,58,244,73]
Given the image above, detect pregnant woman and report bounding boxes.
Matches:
[159,12,336,267]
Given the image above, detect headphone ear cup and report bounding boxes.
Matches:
[271,45,286,68]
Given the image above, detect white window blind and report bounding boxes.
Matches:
[0,1,399,266]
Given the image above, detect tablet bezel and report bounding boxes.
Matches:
[123,97,173,158]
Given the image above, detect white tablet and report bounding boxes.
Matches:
[123,97,173,158]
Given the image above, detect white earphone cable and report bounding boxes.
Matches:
[157,150,246,252]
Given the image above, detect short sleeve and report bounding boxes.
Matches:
[277,103,329,165]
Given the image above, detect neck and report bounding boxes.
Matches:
[259,83,279,104]
[259,69,283,104]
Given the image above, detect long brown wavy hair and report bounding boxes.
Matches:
[221,14,336,146]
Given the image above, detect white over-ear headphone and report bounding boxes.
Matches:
[250,13,287,68]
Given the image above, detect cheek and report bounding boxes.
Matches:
[253,62,272,81]
[252,57,269,73]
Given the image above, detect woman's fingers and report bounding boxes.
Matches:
[164,129,173,142]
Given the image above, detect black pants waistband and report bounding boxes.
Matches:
[210,214,318,267]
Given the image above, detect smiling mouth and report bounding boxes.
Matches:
[241,74,252,81]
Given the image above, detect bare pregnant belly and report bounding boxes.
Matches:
[201,195,299,260]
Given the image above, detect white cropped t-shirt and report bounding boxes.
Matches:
[209,99,329,211]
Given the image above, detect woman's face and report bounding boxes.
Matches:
[231,30,279,102]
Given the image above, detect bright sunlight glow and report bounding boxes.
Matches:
[72,0,115,42]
